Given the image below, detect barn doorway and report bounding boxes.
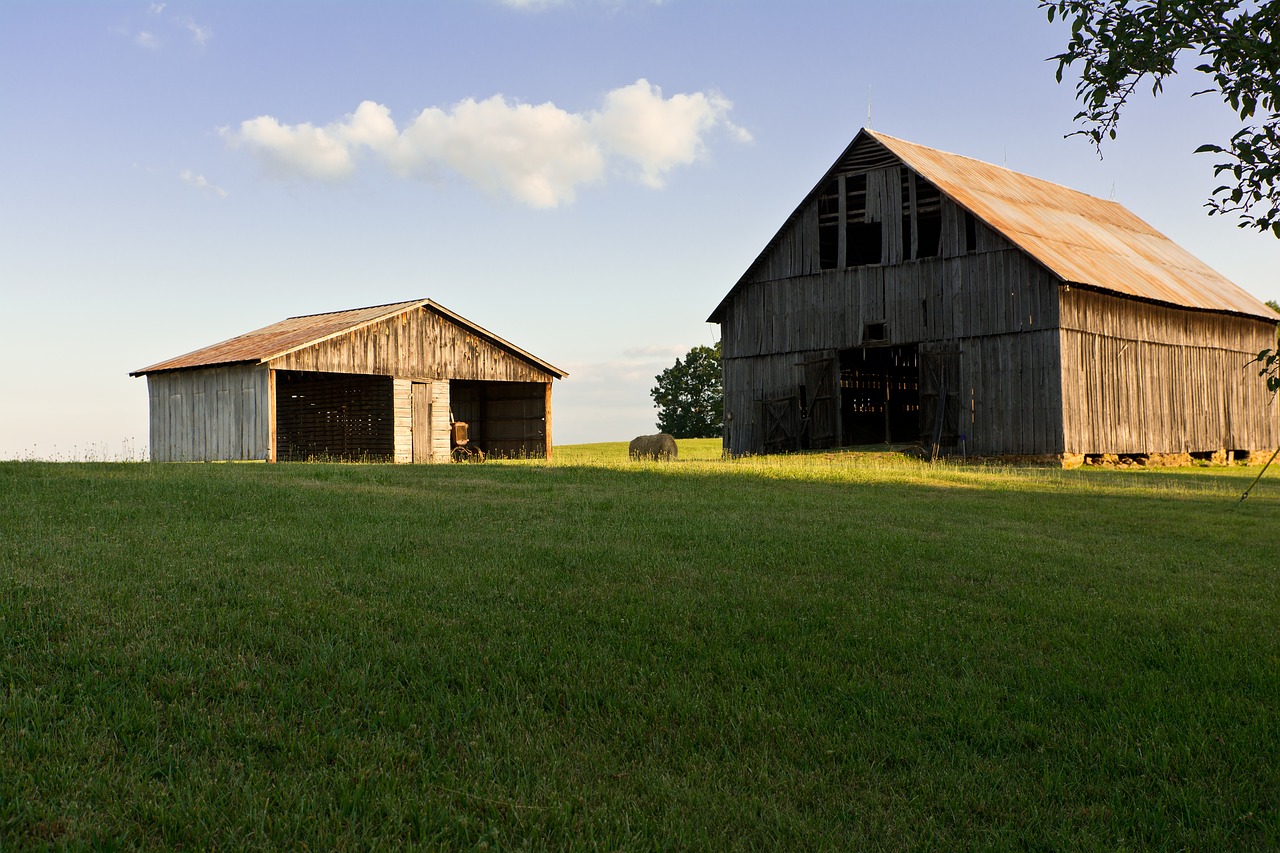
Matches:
[838,346,920,446]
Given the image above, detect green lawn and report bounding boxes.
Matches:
[2,443,1278,849]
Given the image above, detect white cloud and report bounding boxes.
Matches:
[223,80,749,207]
[223,117,357,181]
[592,79,749,188]
[183,19,212,46]
[121,6,210,50]
[180,170,227,198]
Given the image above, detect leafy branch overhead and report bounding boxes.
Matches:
[650,343,724,439]
[1042,0,1280,235]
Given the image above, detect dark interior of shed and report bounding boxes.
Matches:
[449,380,547,459]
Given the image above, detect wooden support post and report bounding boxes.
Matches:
[267,368,277,462]
[544,381,553,460]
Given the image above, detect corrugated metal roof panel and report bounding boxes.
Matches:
[131,298,568,378]
[867,130,1279,319]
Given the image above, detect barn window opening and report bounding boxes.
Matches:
[847,222,882,266]
[844,174,881,266]
[964,210,978,253]
[818,179,840,270]
[864,322,887,343]
[921,298,928,330]
[915,179,942,258]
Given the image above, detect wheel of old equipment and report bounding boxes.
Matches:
[451,446,470,463]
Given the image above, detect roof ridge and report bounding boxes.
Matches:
[285,298,426,321]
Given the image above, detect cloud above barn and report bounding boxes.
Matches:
[221,79,749,207]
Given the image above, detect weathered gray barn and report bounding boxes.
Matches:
[708,129,1280,459]
[131,299,566,462]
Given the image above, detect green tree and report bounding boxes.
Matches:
[1043,0,1280,234]
[1043,0,1280,391]
[650,342,723,438]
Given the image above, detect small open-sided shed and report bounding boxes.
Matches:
[131,299,566,462]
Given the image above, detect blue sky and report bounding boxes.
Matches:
[2,0,1277,459]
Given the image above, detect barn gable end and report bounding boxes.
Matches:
[710,129,1280,459]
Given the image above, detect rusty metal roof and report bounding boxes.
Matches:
[711,128,1280,322]
[130,298,568,378]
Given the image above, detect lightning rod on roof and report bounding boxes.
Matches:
[867,85,872,129]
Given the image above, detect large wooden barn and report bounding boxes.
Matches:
[708,129,1280,460]
[131,299,566,463]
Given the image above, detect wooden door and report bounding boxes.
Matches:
[920,349,960,460]
[761,396,801,454]
[412,382,432,463]
[801,356,841,449]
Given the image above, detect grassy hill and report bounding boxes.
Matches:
[2,442,1278,849]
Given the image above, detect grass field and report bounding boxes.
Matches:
[2,441,1278,849]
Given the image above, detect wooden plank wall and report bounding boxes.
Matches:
[269,305,556,384]
[723,242,1055,361]
[955,330,1064,456]
[431,380,451,461]
[146,364,270,462]
[393,379,412,464]
[1059,288,1279,453]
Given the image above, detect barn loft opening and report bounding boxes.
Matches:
[915,178,942,258]
[838,346,920,445]
[964,210,978,253]
[818,179,840,270]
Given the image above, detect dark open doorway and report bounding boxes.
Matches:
[838,346,920,445]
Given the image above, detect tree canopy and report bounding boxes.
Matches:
[650,343,723,438]
[1042,0,1280,234]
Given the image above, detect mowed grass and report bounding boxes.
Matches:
[2,442,1278,849]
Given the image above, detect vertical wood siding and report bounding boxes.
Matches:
[431,380,452,462]
[393,379,412,463]
[269,306,556,383]
[147,364,270,462]
[1058,288,1279,453]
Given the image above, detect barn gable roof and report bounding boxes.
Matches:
[709,128,1279,323]
[131,298,568,378]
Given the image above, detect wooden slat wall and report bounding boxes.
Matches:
[393,379,412,464]
[723,242,1059,361]
[275,371,394,462]
[431,380,451,461]
[269,305,556,383]
[1058,288,1279,453]
[147,364,270,462]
